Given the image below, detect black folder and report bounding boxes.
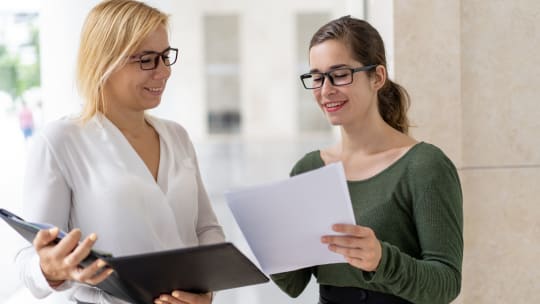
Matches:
[1,208,269,304]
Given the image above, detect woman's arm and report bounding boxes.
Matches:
[16,132,112,298]
[323,155,463,304]
[270,267,314,298]
[186,137,225,245]
[16,132,73,297]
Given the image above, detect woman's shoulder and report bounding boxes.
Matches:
[406,142,459,179]
[26,116,84,159]
[290,150,325,176]
[38,116,82,144]
[410,142,454,164]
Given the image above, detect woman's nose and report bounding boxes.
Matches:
[320,75,336,95]
[152,59,171,80]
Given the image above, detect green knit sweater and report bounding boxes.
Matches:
[271,142,463,304]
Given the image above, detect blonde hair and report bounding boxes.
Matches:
[76,0,169,123]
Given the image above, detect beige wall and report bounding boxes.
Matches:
[394,1,540,303]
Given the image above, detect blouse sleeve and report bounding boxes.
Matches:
[15,132,74,298]
[185,136,225,245]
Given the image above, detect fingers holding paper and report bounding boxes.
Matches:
[33,227,113,287]
[155,290,212,304]
[321,224,382,272]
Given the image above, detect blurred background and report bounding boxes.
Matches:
[0,0,538,303]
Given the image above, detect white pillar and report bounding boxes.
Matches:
[160,1,207,139]
[240,2,297,139]
[39,0,100,122]
[344,0,366,19]
[366,0,394,77]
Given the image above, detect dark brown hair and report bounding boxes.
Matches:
[310,15,410,134]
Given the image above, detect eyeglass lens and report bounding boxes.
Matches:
[139,48,178,70]
[303,69,353,89]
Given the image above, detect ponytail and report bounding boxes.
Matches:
[378,80,410,134]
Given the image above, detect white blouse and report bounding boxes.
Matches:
[16,114,225,303]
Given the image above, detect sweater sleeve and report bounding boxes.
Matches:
[15,132,74,298]
[363,154,463,304]
[270,267,314,297]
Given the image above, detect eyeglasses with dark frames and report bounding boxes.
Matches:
[130,47,178,70]
[300,65,377,89]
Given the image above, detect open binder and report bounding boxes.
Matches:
[1,208,268,304]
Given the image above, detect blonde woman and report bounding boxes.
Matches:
[16,1,223,303]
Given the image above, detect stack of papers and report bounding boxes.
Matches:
[225,162,355,274]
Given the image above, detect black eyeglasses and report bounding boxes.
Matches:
[130,47,178,70]
[300,65,377,89]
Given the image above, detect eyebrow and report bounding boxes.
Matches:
[134,46,172,56]
[309,64,350,73]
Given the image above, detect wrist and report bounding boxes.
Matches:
[40,264,64,288]
[46,278,65,288]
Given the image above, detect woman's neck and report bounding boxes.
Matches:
[338,118,414,159]
[339,114,393,155]
[104,109,150,138]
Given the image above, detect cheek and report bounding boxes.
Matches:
[313,90,322,104]
[112,75,136,93]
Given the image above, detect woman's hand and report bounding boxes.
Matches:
[33,227,113,287]
[154,290,212,304]
[321,224,382,272]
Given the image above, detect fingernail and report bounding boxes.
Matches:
[107,269,114,275]
[160,295,167,300]
[89,233,97,241]
[97,260,106,268]
[172,291,180,297]
[49,227,58,234]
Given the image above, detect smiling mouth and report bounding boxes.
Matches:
[145,87,163,93]
[323,100,347,110]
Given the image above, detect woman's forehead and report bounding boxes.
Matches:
[134,26,170,53]
[309,40,358,70]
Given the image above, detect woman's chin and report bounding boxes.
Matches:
[325,116,344,126]
[142,98,162,110]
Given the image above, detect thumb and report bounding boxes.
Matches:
[33,227,59,250]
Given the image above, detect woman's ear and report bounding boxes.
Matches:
[371,65,387,91]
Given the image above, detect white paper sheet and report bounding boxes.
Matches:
[225,162,356,274]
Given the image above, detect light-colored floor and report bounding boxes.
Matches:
[0,112,333,304]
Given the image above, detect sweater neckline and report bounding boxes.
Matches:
[316,141,425,184]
